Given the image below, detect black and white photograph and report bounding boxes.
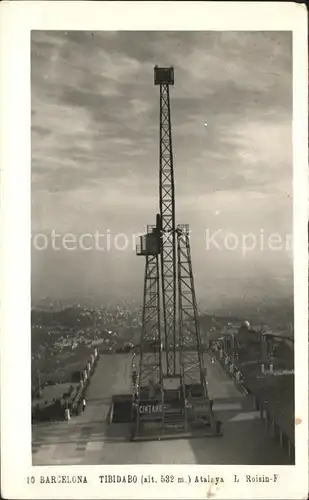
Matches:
[1,2,308,499]
[31,29,296,466]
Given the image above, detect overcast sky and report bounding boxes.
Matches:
[31,31,293,311]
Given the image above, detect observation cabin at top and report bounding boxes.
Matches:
[154,65,174,86]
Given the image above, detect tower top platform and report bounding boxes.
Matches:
[154,66,174,85]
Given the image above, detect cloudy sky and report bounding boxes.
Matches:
[31,31,293,311]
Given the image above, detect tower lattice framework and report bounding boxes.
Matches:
[177,224,207,395]
[159,81,177,376]
[134,67,209,438]
[135,223,164,433]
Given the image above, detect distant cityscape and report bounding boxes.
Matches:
[31,296,293,389]
[32,294,294,331]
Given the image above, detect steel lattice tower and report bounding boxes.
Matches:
[134,67,211,438]
[134,243,164,434]
[177,225,207,396]
[138,253,162,389]
[135,221,164,434]
[157,68,177,376]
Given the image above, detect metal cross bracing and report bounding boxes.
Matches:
[159,82,177,376]
[138,254,162,388]
[135,232,164,434]
[133,67,213,438]
[177,224,207,396]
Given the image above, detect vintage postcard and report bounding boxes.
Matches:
[0,1,308,499]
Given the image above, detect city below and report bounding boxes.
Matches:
[31,299,293,389]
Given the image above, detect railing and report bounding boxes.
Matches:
[32,348,100,422]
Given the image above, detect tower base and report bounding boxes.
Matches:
[132,387,221,441]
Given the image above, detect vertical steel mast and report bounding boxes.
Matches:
[133,67,214,440]
[155,66,177,376]
[135,220,164,436]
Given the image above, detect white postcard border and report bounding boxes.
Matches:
[0,1,308,499]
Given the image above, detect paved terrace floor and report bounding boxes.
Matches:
[32,354,291,465]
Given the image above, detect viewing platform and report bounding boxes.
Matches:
[32,351,291,465]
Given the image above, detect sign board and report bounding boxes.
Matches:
[139,403,162,415]
[138,400,177,419]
